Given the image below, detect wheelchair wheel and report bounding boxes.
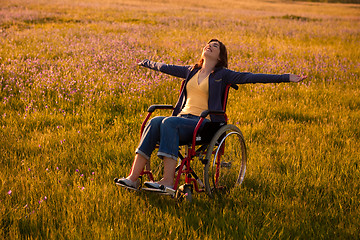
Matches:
[204,124,247,197]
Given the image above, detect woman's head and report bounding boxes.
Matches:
[196,39,228,69]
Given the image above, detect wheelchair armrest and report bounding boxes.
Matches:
[147,104,174,113]
[200,110,225,118]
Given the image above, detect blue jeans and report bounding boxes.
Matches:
[136,114,210,161]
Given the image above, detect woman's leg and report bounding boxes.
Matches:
[157,115,204,160]
[156,115,210,187]
[127,154,148,182]
[127,115,209,187]
[135,116,165,160]
[157,157,177,187]
[124,116,165,182]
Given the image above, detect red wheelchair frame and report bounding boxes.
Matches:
[137,81,245,199]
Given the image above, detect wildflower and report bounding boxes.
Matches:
[76,169,79,172]
[92,172,95,175]
[28,168,31,171]
[8,190,12,195]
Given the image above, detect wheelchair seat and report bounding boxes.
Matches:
[181,121,226,145]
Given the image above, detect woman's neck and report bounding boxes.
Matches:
[200,58,217,75]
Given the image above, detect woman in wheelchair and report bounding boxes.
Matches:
[115,39,306,192]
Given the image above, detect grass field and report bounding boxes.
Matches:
[1,0,360,239]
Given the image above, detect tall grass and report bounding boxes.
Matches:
[1,0,359,239]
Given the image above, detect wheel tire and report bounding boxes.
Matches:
[204,124,247,197]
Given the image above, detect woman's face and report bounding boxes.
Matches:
[202,41,221,61]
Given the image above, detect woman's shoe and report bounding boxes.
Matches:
[114,177,140,190]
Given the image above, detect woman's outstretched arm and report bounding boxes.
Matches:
[224,69,307,85]
[138,59,192,79]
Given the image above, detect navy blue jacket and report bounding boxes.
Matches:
[140,59,290,122]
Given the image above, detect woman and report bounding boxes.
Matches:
[115,39,306,191]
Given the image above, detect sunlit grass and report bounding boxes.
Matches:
[1,0,359,239]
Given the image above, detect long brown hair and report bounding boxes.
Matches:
[194,39,228,69]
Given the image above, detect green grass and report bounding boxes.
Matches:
[1,0,359,239]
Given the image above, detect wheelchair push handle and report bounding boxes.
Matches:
[230,84,238,90]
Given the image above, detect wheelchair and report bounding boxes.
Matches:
[133,82,246,201]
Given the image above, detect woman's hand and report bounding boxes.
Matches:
[137,59,149,67]
[289,74,307,82]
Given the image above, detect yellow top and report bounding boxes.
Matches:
[179,71,209,118]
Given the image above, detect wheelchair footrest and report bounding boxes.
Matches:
[142,187,175,196]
